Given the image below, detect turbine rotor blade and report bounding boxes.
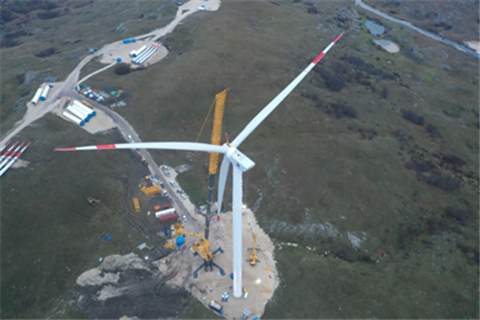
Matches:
[217,155,231,215]
[231,32,344,147]
[55,142,228,154]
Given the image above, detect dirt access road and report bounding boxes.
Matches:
[355,0,480,58]
[0,53,104,147]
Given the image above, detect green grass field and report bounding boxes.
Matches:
[1,0,478,318]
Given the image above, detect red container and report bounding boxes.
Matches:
[159,213,178,223]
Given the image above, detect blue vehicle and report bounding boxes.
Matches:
[164,226,168,236]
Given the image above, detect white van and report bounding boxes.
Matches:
[170,180,175,186]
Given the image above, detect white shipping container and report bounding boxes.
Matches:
[63,111,85,126]
[73,100,94,115]
[40,85,51,101]
[31,88,43,105]
[70,104,90,119]
[66,106,89,121]
[155,208,176,218]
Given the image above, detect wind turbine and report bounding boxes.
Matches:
[56,33,343,298]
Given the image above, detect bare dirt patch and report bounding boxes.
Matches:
[465,40,480,53]
[95,1,221,68]
[160,206,278,320]
[10,159,29,169]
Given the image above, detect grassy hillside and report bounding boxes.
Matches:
[0,0,176,136]
[85,1,478,318]
[1,0,478,318]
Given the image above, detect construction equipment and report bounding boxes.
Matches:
[133,197,140,212]
[82,100,94,109]
[141,185,161,196]
[262,266,273,293]
[87,197,101,207]
[142,158,148,166]
[164,223,225,278]
[247,233,261,266]
[241,308,251,319]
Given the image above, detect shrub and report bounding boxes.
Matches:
[335,249,354,263]
[37,10,61,20]
[381,87,389,99]
[326,76,345,92]
[345,55,365,67]
[114,64,131,75]
[426,218,446,235]
[34,47,57,58]
[17,73,26,85]
[426,123,440,138]
[446,206,468,225]
[0,38,19,48]
[426,174,461,192]
[331,104,358,119]
[315,67,345,92]
[402,110,424,125]
[442,154,465,168]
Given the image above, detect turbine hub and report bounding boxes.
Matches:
[226,147,255,172]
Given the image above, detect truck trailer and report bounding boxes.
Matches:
[158,213,178,223]
[155,208,176,218]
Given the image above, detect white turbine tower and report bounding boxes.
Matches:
[56,33,343,298]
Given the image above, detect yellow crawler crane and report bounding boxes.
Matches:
[167,90,229,278]
[164,223,225,277]
[247,233,261,266]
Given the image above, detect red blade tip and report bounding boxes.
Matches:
[333,32,344,43]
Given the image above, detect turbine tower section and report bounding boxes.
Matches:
[232,164,244,298]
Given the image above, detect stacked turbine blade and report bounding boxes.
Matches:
[0,141,18,163]
[0,142,24,169]
[0,141,11,153]
[0,142,30,177]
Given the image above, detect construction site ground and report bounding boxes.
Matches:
[157,207,278,320]
[157,163,279,319]
[96,0,221,68]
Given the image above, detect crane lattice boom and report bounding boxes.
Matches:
[209,89,228,175]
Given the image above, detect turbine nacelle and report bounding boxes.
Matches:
[226,147,255,173]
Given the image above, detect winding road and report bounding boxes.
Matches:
[355,0,479,58]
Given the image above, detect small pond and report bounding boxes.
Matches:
[365,20,384,36]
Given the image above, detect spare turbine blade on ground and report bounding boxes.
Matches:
[0,142,30,177]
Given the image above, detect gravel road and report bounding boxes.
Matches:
[355,0,480,58]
